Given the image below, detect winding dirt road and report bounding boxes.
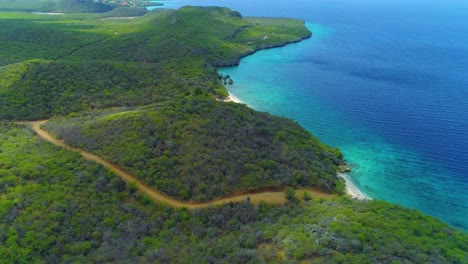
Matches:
[15,120,336,209]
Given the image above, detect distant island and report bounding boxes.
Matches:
[0,5,466,263]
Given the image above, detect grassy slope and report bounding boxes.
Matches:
[0,8,310,66]
[44,100,345,201]
[0,12,104,66]
[66,6,311,66]
[0,7,310,120]
[0,122,466,263]
[99,6,148,17]
[0,0,112,12]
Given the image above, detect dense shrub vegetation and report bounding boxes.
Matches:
[44,99,345,201]
[0,59,222,119]
[0,7,309,119]
[63,7,311,66]
[0,0,114,12]
[0,12,105,66]
[1,122,466,263]
[0,0,154,12]
[99,6,148,18]
[0,5,466,262]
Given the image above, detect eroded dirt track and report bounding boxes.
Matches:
[16,120,336,209]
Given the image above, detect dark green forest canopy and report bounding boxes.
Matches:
[0,59,222,119]
[1,122,467,263]
[0,7,310,119]
[44,99,345,201]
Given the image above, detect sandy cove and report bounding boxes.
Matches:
[338,172,368,200]
[221,92,243,104]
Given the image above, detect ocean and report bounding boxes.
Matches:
[149,0,468,230]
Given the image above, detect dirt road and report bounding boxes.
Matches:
[16,120,336,208]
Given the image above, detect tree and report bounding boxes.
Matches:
[284,187,297,202]
[128,181,137,197]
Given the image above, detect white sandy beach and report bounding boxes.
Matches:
[228,93,243,103]
[338,173,368,200]
[221,92,244,104]
[31,12,64,15]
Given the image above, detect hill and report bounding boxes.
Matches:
[0,59,221,119]
[0,7,310,119]
[1,122,467,263]
[0,6,467,262]
[0,0,112,12]
[43,99,345,201]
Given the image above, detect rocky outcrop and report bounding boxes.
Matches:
[338,165,352,173]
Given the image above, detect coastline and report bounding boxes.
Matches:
[228,92,243,104]
[222,92,244,104]
[219,21,367,202]
[338,172,368,200]
[222,92,368,201]
[212,21,311,67]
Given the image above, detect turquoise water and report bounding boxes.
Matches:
[150,1,468,230]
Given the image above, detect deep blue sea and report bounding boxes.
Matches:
[150,0,468,230]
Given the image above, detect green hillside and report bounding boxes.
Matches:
[0,5,467,263]
[0,7,310,119]
[44,99,345,201]
[1,122,466,263]
[0,7,310,67]
[0,0,112,12]
[65,7,312,66]
[0,12,105,66]
[0,59,221,119]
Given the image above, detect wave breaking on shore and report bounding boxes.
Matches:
[338,173,369,200]
[220,92,244,104]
